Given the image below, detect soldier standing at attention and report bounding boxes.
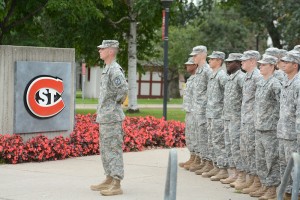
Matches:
[200,51,228,180]
[179,57,198,169]
[277,50,300,200]
[220,53,245,184]
[251,54,281,200]
[264,47,287,83]
[90,40,128,196]
[187,46,213,174]
[230,51,262,192]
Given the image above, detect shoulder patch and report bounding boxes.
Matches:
[114,76,122,86]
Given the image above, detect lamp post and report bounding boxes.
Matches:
[161,0,173,121]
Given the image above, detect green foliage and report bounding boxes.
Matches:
[194,7,260,54]
[218,0,300,49]
[166,6,258,79]
[0,0,49,44]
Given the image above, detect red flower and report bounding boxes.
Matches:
[0,114,186,164]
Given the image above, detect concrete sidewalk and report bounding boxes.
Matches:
[76,104,182,109]
[0,148,253,200]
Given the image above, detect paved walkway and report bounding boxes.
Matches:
[76,104,182,109]
[0,148,254,200]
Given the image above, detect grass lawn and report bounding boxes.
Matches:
[76,98,183,105]
[76,108,185,122]
[76,90,183,104]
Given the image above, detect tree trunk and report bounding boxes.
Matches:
[265,20,282,48]
[168,76,180,98]
[127,18,139,112]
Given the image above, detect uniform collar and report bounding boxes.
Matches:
[229,69,241,80]
[102,60,116,73]
[245,67,259,79]
[284,73,299,87]
[210,67,222,79]
[196,62,208,74]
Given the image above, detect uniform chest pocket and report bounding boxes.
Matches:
[101,74,109,87]
[244,80,256,93]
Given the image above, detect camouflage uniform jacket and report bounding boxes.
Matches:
[273,70,287,83]
[96,60,128,124]
[223,69,245,120]
[241,68,262,124]
[182,74,196,113]
[206,68,228,119]
[192,63,212,123]
[254,75,281,131]
[277,74,300,140]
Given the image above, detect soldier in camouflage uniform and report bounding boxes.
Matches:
[277,50,300,199]
[91,40,128,196]
[265,47,287,83]
[219,53,245,185]
[179,57,198,169]
[250,54,282,200]
[188,46,213,174]
[232,51,262,192]
[199,51,228,181]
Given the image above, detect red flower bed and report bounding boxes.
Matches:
[0,114,185,164]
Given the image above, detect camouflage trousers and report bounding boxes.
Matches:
[278,139,297,193]
[224,118,242,169]
[184,112,196,154]
[207,118,226,168]
[255,130,280,187]
[99,122,124,180]
[194,114,208,160]
[240,122,256,175]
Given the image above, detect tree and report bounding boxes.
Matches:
[218,0,300,49]
[98,0,163,112]
[0,0,48,44]
[164,4,257,98]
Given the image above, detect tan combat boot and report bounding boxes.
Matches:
[195,160,211,175]
[258,186,277,200]
[202,166,219,178]
[249,185,267,197]
[242,175,261,194]
[210,169,229,181]
[90,176,113,191]
[220,168,238,184]
[195,160,213,175]
[184,154,197,170]
[189,155,202,172]
[230,171,246,188]
[179,154,195,168]
[191,159,206,172]
[284,193,292,200]
[100,178,123,196]
[235,174,254,190]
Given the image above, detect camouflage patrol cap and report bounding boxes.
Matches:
[189,45,207,56]
[277,49,287,59]
[258,54,278,65]
[264,47,280,57]
[225,53,243,62]
[240,50,261,61]
[293,45,300,52]
[185,57,195,65]
[97,40,119,49]
[208,51,225,60]
[281,50,300,64]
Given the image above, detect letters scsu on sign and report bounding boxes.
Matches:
[24,75,65,119]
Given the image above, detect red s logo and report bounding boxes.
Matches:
[24,75,65,119]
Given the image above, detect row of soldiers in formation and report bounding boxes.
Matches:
[179,44,300,200]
